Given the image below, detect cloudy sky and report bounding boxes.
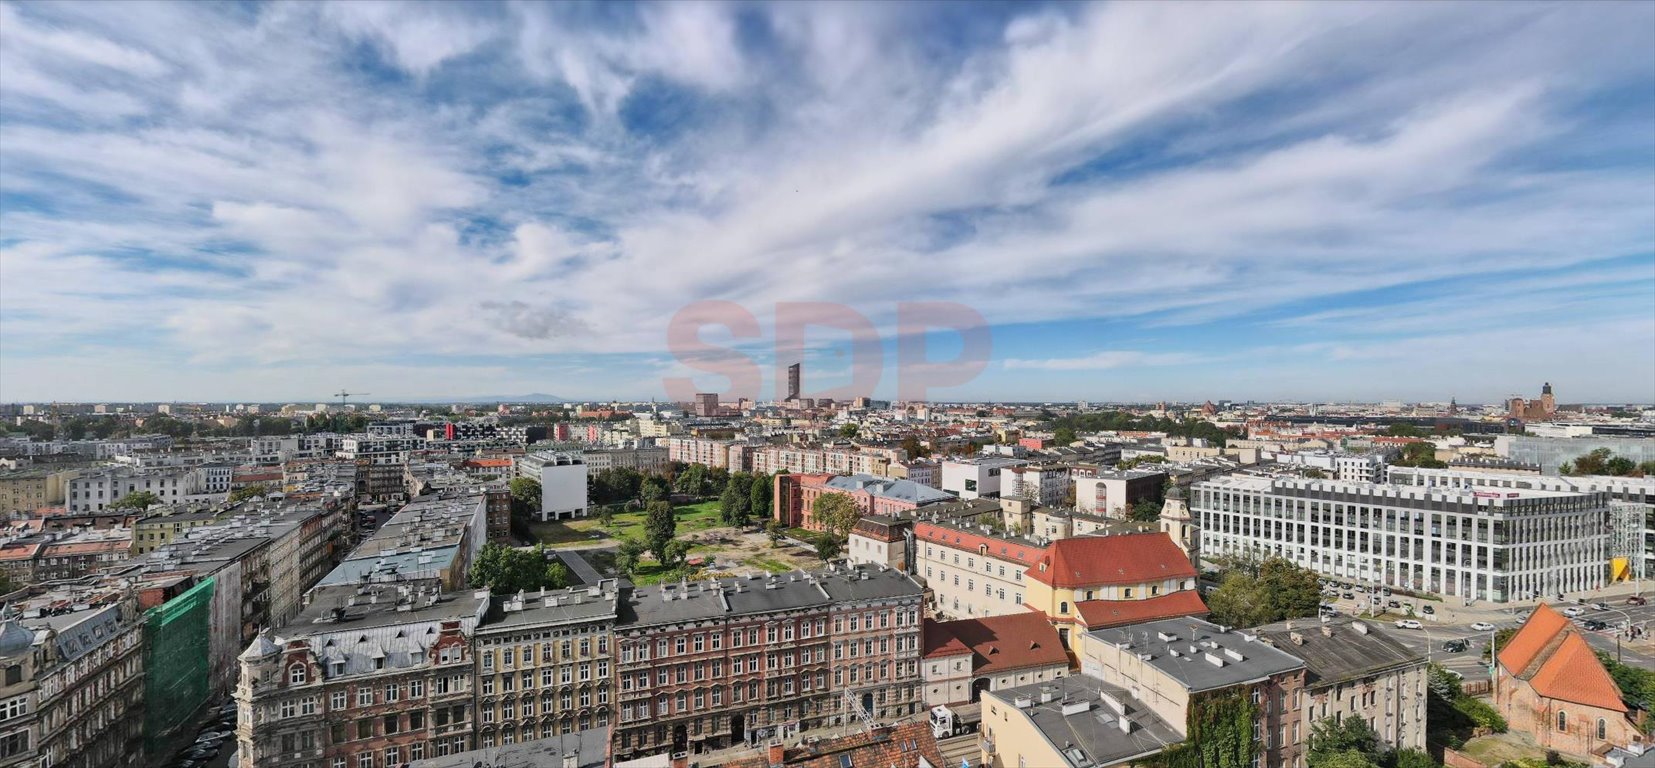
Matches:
[1,1,1652,404]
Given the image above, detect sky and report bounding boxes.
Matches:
[1,1,1652,405]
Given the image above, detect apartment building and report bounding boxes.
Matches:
[0,591,146,768]
[978,671,1182,768]
[847,516,911,572]
[0,469,78,516]
[611,565,923,763]
[1193,475,1612,603]
[579,447,668,473]
[1075,617,1309,768]
[920,612,1069,707]
[1000,463,1071,507]
[67,467,211,513]
[913,521,1044,620]
[233,584,487,768]
[315,493,488,593]
[666,438,748,471]
[772,473,953,531]
[1073,469,1167,517]
[473,584,618,749]
[1254,617,1428,752]
[750,446,892,478]
[34,533,131,582]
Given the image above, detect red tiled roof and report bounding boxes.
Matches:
[1498,603,1570,675]
[463,458,514,468]
[914,522,1044,564]
[929,612,1068,675]
[1529,632,1628,712]
[1025,532,1196,588]
[722,721,943,768]
[922,619,971,658]
[1073,591,1210,630]
[0,543,42,562]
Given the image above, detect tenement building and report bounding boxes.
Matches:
[473,583,618,749]
[0,588,146,768]
[611,565,922,763]
[1191,476,1611,603]
[913,521,1044,620]
[234,583,487,768]
[1253,617,1428,751]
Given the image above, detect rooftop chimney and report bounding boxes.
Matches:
[766,739,785,767]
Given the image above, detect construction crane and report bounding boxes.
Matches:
[333,390,370,406]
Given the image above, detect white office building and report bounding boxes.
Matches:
[940,457,1028,500]
[1192,475,1611,603]
[520,452,588,521]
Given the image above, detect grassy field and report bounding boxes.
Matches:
[529,501,724,548]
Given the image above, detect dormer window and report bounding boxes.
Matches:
[289,663,307,685]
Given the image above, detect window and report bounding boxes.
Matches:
[357,687,373,706]
[1558,711,1567,733]
[1598,718,1607,740]
[289,663,307,685]
[384,714,399,734]
[384,684,399,703]
[301,697,317,715]
[331,692,347,710]
[357,754,374,768]
[280,700,296,718]
[409,679,423,698]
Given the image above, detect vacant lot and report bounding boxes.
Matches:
[529,502,820,585]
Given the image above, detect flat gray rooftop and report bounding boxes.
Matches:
[990,673,1183,768]
[1087,617,1304,693]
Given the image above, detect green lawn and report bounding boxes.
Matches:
[529,501,724,548]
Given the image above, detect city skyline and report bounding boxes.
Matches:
[2,2,1653,403]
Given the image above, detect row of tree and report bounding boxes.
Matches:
[1203,556,1323,629]
[467,543,570,595]
[717,472,774,528]
[1562,448,1655,478]
[1044,411,1243,448]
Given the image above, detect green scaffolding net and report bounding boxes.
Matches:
[144,577,214,756]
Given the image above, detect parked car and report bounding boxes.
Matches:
[1470,622,1496,632]
[1341,592,1355,600]
[1592,602,1610,611]
[1420,605,1435,615]
[1387,600,1402,609]
[1395,619,1423,629]
[1627,596,1647,606]
[1563,606,1585,618]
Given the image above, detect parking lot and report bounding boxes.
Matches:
[1315,580,1655,679]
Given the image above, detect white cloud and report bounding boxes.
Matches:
[0,1,1650,401]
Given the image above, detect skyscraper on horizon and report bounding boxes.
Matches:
[786,362,801,401]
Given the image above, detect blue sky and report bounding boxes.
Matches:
[1,1,1652,404]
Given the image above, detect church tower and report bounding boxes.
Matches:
[1160,484,1199,571]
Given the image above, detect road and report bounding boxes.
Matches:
[1321,588,1655,678]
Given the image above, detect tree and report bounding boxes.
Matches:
[662,540,692,569]
[1392,749,1437,768]
[814,533,842,562]
[508,477,541,516]
[1385,423,1422,438]
[1312,752,1381,768]
[1308,715,1383,767]
[640,476,669,504]
[1206,572,1272,628]
[111,491,161,511]
[838,423,859,438]
[674,463,709,496]
[1052,426,1077,446]
[1303,468,1327,479]
[597,504,614,528]
[616,538,646,575]
[720,473,753,527]
[749,472,772,523]
[1257,558,1323,621]
[811,492,862,541]
[229,484,269,503]
[1392,442,1446,469]
[900,436,930,459]
[467,543,570,595]
[644,501,677,563]
[1129,499,1162,523]
[764,519,785,547]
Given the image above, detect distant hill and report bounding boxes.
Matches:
[404,393,569,404]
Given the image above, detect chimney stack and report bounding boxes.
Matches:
[767,739,786,767]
